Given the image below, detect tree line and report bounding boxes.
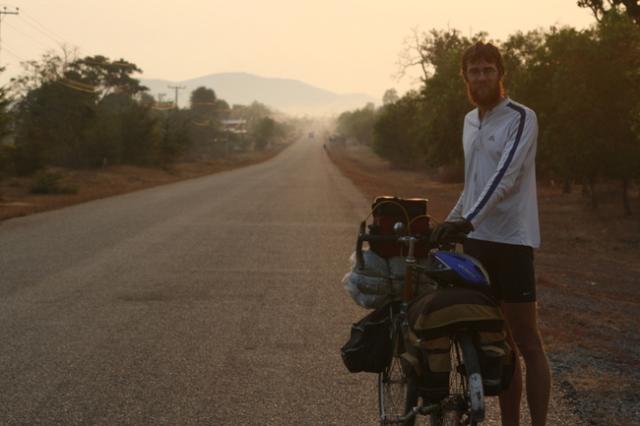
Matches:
[335,9,640,214]
[0,51,291,181]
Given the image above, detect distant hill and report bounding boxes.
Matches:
[140,72,376,116]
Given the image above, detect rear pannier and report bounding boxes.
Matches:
[406,287,514,396]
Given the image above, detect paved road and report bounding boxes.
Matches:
[1,139,378,424]
[1,138,579,425]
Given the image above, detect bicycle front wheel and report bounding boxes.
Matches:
[378,332,418,425]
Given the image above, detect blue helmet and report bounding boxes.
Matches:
[428,251,491,288]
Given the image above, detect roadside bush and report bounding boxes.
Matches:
[30,171,78,194]
[0,143,16,177]
[155,109,191,165]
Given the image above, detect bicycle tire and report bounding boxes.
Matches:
[378,325,418,425]
[430,333,485,426]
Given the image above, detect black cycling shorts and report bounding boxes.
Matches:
[462,238,536,303]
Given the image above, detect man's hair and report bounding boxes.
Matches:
[461,41,505,80]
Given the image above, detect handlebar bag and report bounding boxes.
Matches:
[368,196,430,258]
[340,303,394,373]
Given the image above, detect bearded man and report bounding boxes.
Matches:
[430,42,551,426]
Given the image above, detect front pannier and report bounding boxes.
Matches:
[343,249,435,309]
[340,303,394,373]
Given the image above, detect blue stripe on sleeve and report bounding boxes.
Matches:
[466,103,526,222]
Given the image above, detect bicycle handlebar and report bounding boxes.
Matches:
[354,220,468,271]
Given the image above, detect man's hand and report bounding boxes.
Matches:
[429,219,474,244]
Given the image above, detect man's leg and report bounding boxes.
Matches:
[498,326,522,426]
[501,302,551,426]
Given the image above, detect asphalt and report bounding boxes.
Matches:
[0,138,379,424]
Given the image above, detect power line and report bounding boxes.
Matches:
[2,45,24,62]
[61,77,95,91]
[82,59,136,69]
[18,15,63,47]
[0,6,20,66]
[19,10,65,46]
[57,79,95,94]
[4,19,57,51]
[152,102,175,111]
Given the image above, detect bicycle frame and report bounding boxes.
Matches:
[357,222,486,425]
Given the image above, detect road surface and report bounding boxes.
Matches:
[1,139,380,424]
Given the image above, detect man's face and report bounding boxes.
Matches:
[465,58,502,107]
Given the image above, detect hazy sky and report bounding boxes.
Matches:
[1,1,595,99]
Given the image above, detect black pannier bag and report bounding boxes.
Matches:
[341,303,394,373]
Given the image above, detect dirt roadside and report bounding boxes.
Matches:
[0,144,290,222]
[328,143,640,426]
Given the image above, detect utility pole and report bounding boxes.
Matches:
[167,84,186,109]
[0,6,19,66]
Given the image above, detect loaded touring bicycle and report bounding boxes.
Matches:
[341,197,514,425]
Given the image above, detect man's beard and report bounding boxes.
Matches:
[466,80,503,108]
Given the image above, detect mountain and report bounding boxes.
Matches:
[140,72,376,116]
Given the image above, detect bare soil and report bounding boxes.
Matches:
[328,143,640,425]
[0,144,289,222]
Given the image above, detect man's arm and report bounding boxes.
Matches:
[446,190,465,222]
[463,105,538,229]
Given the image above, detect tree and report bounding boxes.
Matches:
[252,117,276,150]
[341,21,640,214]
[577,0,640,25]
[67,55,147,99]
[0,72,13,141]
[12,52,158,171]
[155,109,191,165]
[336,103,377,146]
[119,98,159,165]
[14,79,96,171]
[534,27,603,199]
[594,12,640,213]
[10,49,72,98]
[0,77,14,198]
[501,29,547,106]
[233,101,272,124]
[187,86,222,158]
[416,30,478,170]
[508,14,640,212]
[190,86,217,116]
[373,91,423,167]
[382,88,399,105]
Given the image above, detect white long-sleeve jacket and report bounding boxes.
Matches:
[446,98,540,248]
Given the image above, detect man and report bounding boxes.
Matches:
[430,42,550,426]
